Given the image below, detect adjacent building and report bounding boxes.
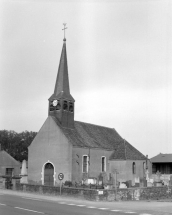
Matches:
[150,153,172,185]
[0,147,21,188]
[151,153,172,175]
[0,149,20,177]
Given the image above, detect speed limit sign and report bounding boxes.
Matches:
[58,173,64,181]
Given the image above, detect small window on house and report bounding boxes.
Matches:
[143,162,146,170]
[69,102,74,112]
[6,168,13,176]
[132,162,136,174]
[101,156,106,172]
[83,155,88,173]
[63,101,68,111]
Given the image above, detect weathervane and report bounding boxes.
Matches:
[62,23,67,40]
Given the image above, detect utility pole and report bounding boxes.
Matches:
[112,168,119,200]
[88,147,90,178]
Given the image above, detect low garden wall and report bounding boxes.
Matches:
[15,183,172,201]
[15,183,98,201]
[99,186,172,201]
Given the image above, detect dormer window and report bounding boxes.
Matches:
[69,102,74,112]
[63,100,68,110]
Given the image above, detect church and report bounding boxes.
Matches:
[28,32,151,187]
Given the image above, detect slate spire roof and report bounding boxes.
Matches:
[51,116,146,160]
[49,39,74,101]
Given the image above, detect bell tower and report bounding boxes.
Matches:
[48,25,75,129]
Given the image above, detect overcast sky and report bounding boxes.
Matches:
[0,0,172,158]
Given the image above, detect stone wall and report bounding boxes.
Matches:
[15,183,97,200]
[98,186,172,201]
[15,183,172,201]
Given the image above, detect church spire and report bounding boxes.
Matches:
[53,38,74,101]
[48,24,75,129]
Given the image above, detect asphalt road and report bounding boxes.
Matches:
[0,190,172,215]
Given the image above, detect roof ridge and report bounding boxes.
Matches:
[151,153,172,158]
[159,153,172,155]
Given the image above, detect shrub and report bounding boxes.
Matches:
[64,181,72,187]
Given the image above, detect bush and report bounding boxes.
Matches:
[64,181,72,187]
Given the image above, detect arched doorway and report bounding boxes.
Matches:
[44,163,54,186]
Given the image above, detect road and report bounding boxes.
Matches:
[0,190,172,215]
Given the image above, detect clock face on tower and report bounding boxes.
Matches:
[52,100,58,107]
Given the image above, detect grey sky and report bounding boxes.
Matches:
[0,0,172,158]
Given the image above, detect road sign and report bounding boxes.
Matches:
[58,173,64,181]
[58,173,64,195]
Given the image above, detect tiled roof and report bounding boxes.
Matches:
[52,116,146,160]
[151,153,172,163]
[109,141,146,160]
[0,150,20,166]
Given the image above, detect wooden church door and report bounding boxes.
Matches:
[44,163,54,186]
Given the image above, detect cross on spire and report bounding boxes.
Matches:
[62,23,67,40]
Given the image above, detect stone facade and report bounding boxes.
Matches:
[110,159,152,185]
[72,148,152,185]
[72,147,112,183]
[28,117,72,185]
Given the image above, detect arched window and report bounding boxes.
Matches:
[69,102,74,112]
[82,155,88,173]
[101,156,106,172]
[56,100,61,110]
[132,162,136,174]
[63,101,68,110]
[143,162,146,170]
[49,101,54,111]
